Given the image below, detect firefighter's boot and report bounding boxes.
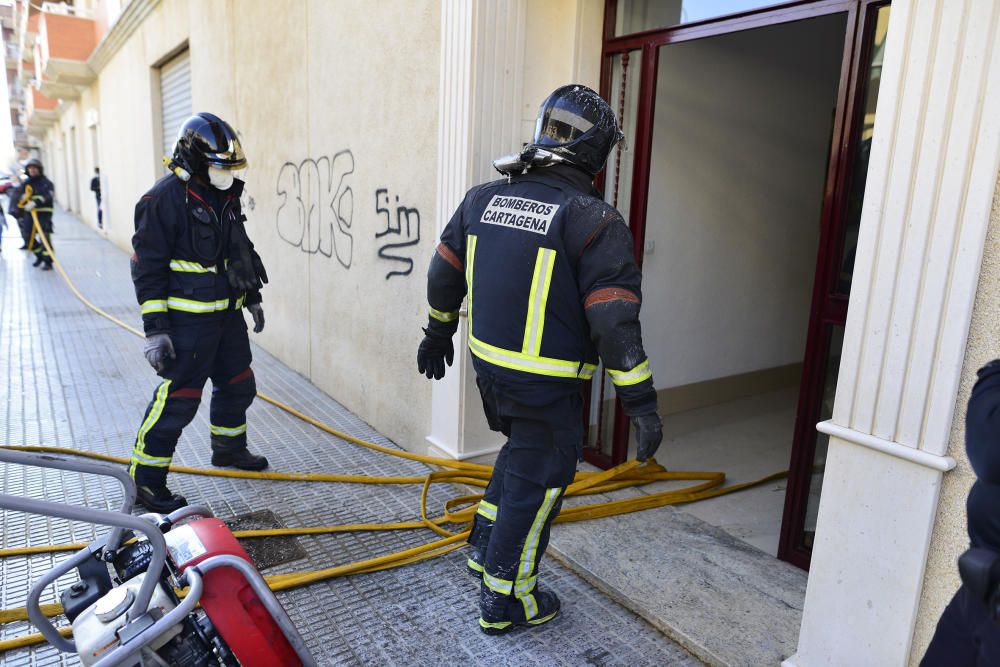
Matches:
[210,438,269,471]
[479,587,561,635]
[136,484,188,513]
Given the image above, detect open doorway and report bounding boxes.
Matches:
[643,14,845,557]
[586,0,892,566]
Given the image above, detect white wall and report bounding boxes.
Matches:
[640,14,846,389]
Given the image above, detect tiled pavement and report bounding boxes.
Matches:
[0,209,701,666]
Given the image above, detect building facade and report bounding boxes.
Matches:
[11,1,1000,664]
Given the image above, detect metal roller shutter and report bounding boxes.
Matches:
[160,50,192,158]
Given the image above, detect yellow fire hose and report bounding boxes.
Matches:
[0,210,789,654]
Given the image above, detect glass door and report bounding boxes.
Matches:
[778,1,891,567]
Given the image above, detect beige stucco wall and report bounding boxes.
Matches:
[909,171,1000,663]
[90,0,441,456]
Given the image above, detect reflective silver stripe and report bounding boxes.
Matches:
[548,105,595,132]
[169,259,217,273]
[476,500,498,521]
[130,381,173,477]
[210,423,247,437]
[607,359,653,386]
[520,593,538,619]
[429,307,459,323]
[521,248,556,356]
[140,299,168,314]
[516,488,562,585]
[469,333,596,380]
[483,572,513,595]
[513,574,537,597]
[166,297,230,313]
[235,294,246,310]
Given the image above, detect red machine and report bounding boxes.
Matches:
[167,518,301,667]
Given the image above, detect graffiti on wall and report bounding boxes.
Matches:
[275,150,355,269]
[375,188,421,280]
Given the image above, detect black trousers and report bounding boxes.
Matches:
[130,309,256,487]
[29,213,53,264]
[921,585,1000,666]
[469,374,581,622]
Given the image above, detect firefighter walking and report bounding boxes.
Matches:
[419,85,663,633]
[129,112,269,513]
[18,158,55,270]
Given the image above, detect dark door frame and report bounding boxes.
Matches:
[587,0,891,569]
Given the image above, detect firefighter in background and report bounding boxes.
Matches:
[130,112,269,513]
[18,158,55,270]
[418,85,663,633]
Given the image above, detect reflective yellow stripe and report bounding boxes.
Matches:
[429,307,459,323]
[166,297,230,313]
[469,333,597,380]
[140,299,168,314]
[515,488,562,593]
[607,359,653,386]
[210,423,247,437]
[465,235,592,380]
[513,574,537,597]
[466,235,477,332]
[467,558,484,573]
[479,619,512,630]
[520,593,538,619]
[235,294,246,310]
[521,248,556,356]
[130,381,172,477]
[483,572,513,595]
[476,500,498,521]
[169,259,217,273]
[528,609,559,625]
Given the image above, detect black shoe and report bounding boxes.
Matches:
[40,263,53,271]
[467,545,485,578]
[19,243,28,250]
[32,255,43,267]
[136,485,188,513]
[211,447,269,471]
[479,588,561,635]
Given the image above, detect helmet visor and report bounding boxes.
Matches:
[202,133,247,169]
[534,98,597,148]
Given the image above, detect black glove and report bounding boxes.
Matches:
[227,217,263,291]
[631,413,663,462]
[251,250,268,285]
[247,303,265,333]
[417,327,455,380]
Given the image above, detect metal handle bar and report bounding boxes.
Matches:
[0,447,137,555]
[0,492,168,652]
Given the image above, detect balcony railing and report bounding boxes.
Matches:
[36,7,99,100]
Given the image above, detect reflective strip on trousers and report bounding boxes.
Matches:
[607,359,653,386]
[169,259,217,273]
[130,380,173,476]
[166,297,230,313]
[429,307,459,323]
[483,572,513,596]
[521,248,556,356]
[210,423,247,438]
[476,500,498,521]
[141,299,168,314]
[467,558,485,573]
[514,487,562,609]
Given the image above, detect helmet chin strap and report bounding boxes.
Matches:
[207,166,235,190]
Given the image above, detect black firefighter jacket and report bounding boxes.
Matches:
[426,164,657,414]
[131,174,262,336]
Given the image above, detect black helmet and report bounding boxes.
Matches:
[25,157,43,174]
[172,112,246,176]
[527,85,624,175]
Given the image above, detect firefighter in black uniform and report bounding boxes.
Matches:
[18,158,55,270]
[418,85,663,633]
[922,359,1000,665]
[130,112,269,513]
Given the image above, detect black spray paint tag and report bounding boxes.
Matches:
[480,195,559,235]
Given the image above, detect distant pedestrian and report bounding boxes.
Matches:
[90,166,102,228]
